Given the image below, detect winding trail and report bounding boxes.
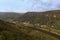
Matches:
[29,27,60,40]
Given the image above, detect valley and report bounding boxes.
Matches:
[0,10,60,40]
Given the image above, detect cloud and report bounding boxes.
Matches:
[29,0,60,10]
[0,0,60,12]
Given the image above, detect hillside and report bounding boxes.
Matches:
[0,10,59,40]
[0,19,58,40]
[0,12,24,21]
[17,10,59,22]
[16,10,60,29]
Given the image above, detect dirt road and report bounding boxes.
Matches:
[29,27,60,40]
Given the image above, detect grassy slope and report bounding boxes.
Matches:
[0,19,58,40]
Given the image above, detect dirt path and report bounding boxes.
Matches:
[29,27,60,40]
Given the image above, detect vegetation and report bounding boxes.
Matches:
[0,10,60,40]
[0,12,24,21]
[0,19,59,40]
[17,10,60,30]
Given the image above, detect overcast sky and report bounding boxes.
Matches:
[0,0,60,12]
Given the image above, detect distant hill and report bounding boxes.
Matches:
[17,10,60,22]
[16,10,60,29]
[0,12,24,21]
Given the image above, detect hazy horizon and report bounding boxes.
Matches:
[0,9,60,13]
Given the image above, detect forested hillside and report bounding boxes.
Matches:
[17,10,60,29]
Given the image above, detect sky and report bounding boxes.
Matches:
[0,0,60,12]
